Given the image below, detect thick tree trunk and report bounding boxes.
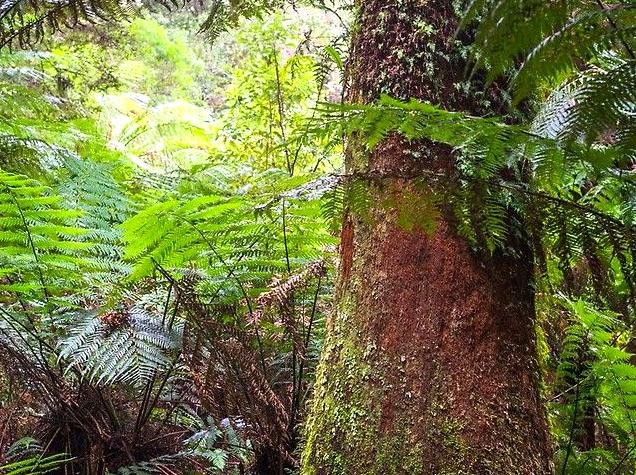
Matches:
[301,1,553,474]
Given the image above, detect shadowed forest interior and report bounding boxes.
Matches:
[0,0,635,474]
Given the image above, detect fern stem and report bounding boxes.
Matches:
[161,281,174,327]
[282,198,291,274]
[174,216,268,375]
[561,377,581,475]
[137,360,177,433]
[272,45,292,176]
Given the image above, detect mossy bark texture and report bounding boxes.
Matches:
[301,1,553,474]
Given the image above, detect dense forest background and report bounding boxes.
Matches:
[0,0,634,474]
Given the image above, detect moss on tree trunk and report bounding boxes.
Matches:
[301,0,553,473]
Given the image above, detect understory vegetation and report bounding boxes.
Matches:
[0,0,634,474]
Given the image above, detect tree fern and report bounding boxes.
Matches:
[58,290,180,386]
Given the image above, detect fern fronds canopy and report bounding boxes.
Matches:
[464,0,636,101]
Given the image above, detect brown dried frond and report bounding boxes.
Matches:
[174,271,300,469]
[250,260,326,324]
[99,309,129,328]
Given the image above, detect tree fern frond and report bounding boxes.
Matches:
[464,0,636,101]
[198,0,282,42]
[58,292,180,386]
[0,170,94,302]
[0,0,136,48]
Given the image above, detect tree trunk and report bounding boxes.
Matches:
[301,1,553,473]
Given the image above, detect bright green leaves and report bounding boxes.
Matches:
[122,195,245,280]
[0,170,91,302]
[0,166,131,304]
[123,18,206,100]
[460,0,636,278]
[453,181,510,254]
[219,12,342,175]
[56,156,134,280]
[553,299,636,474]
[121,170,335,293]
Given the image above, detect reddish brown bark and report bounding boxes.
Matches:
[302,0,553,473]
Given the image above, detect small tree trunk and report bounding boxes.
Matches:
[302,1,553,473]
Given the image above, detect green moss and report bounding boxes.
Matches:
[372,416,425,474]
[301,292,383,475]
[379,183,440,234]
[302,286,474,474]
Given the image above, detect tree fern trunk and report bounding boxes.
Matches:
[301,1,553,473]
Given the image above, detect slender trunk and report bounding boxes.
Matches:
[302,1,553,473]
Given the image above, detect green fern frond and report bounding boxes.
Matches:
[553,299,636,473]
[0,170,94,302]
[0,438,71,475]
[464,0,636,101]
[315,95,636,264]
[56,156,134,281]
[58,292,180,386]
[123,168,334,293]
[0,0,135,48]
